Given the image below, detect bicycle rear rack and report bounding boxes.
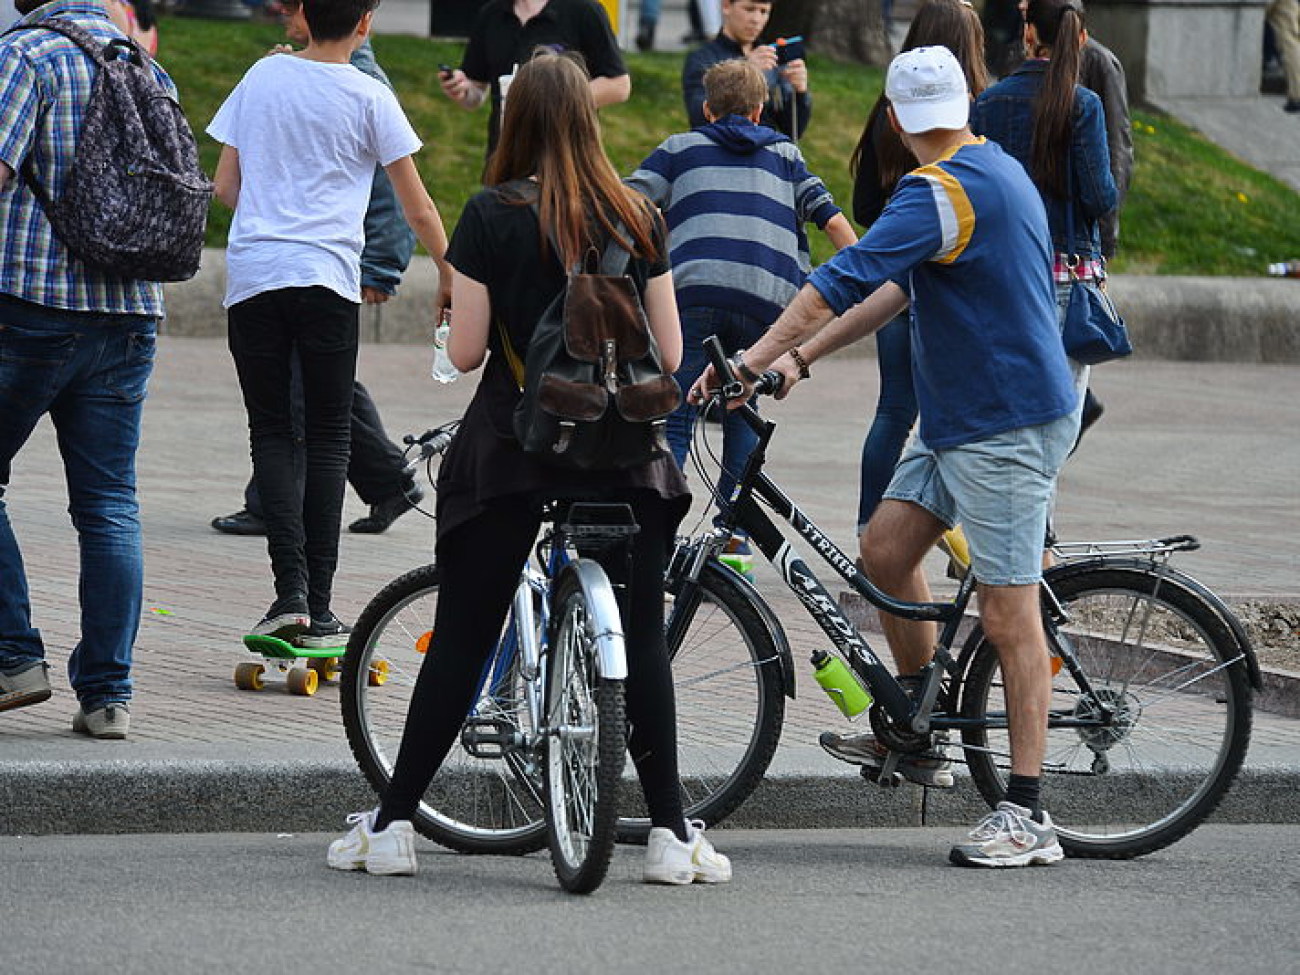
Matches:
[1052,534,1199,562]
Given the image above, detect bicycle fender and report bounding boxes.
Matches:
[1041,558,1262,691]
[561,560,628,681]
[705,561,797,700]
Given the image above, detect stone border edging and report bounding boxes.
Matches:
[161,250,1300,364]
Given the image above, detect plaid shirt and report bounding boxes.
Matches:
[0,0,174,315]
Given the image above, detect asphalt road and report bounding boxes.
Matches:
[3,826,1296,974]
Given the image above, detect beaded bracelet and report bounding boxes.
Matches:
[789,346,811,380]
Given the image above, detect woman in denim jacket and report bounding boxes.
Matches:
[970,0,1116,334]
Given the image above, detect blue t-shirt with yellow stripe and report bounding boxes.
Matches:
[809,138,1076,450]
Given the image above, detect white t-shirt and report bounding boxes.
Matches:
[207,53,422,307]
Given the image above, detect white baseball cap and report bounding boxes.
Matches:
[885,45,970,134]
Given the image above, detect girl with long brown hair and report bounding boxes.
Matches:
[326,51,730,886]
[971,0,1116,329]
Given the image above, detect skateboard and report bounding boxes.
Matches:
[234,634,346,697]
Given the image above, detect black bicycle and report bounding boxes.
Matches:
[641,336,1260,859]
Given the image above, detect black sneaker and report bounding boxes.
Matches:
[348,485,424,534]
[251,594,310,640]
[296,612,352,649]
[211,509,267,536]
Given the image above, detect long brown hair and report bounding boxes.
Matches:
[484,51,658,266]
[850,0,989,191]
[1026,0,1086,198]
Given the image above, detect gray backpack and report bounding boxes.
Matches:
[7,18,211,282]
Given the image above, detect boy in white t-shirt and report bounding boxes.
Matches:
[208,0,451,645]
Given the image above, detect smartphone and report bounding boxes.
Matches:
[775,36,805,64]
[438,63,454,79]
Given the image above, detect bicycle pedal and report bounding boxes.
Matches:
[460,717,523,759]
[859,765,905,789]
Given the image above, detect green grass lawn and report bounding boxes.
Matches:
[163,16,1300,275]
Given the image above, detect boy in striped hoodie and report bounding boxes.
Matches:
[628,58,855,576]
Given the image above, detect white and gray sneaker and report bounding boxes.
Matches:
[949,801,1065,868]
[819,729,954,788]
[0,660,52,713]
[327,808,417,876]
[72,702,130,740]
[643,819,732,885]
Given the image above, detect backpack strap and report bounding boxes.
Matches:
[7,18,143,210]
[5,17,142,66]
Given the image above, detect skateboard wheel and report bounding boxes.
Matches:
[367,658,390,687]
[234,662,266,691]
[309,657,340,682]
[287,666,318,697]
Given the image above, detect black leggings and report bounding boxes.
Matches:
[377,492,687,839]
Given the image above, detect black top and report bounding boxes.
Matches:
[682,32,812,140]
[461,0,626,155]
[438,181,688,540]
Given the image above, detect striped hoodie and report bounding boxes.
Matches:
[626,115,842,325]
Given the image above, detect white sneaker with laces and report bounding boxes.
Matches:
[643,819,732,885]
[327,808,417,876]
[949,801,1065,868]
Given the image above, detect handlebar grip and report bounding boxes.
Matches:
[755,370,784,397]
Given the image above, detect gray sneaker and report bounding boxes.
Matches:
[0,660,52,713]
[819,729,955,788]
[949,801,1065,868]
[72,702,131,740]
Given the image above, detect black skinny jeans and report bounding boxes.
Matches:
[227,287,358,617]
[242,376,409,516]
[378,491,687,837]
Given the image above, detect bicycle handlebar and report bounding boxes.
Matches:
[402,419,460,468]
[702,335,784,403]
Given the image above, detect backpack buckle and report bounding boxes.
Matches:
[602,338,618,394]
[554,421,576,455]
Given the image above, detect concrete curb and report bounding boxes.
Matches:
[160,250,1300,364]
[1,760,1295,835]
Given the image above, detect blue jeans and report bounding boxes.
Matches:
[665,307,768,528]
[0,295,156,708]
[857,312,917,532]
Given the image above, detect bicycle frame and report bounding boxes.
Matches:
[684,389,977,735]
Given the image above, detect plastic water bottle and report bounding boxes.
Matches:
[431,308,459,384]
[811,650,872,719]
[1266,260,1300,278]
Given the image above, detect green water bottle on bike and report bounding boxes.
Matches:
[811,650,872,719]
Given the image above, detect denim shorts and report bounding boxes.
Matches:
[883,412,1079,586]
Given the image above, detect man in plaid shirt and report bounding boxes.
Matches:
[0,0,182,739]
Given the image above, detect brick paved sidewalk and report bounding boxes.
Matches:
[2,338,1297,831]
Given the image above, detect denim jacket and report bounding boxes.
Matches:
[351,41,416,294]
[971,60,1117,260]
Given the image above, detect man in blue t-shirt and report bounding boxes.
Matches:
[692,47,1080,870]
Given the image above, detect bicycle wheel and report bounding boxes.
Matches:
[340,564,548,855]
[959,562,1252,859]
[617,560,786,842]
[544,565,627,894]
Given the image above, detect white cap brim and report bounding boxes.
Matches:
[892,97,969,135]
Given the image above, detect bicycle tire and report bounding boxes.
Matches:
[616,560,786,842]
[544,566,627,893]
[340,564,548,855]
[959,562,1252,859]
